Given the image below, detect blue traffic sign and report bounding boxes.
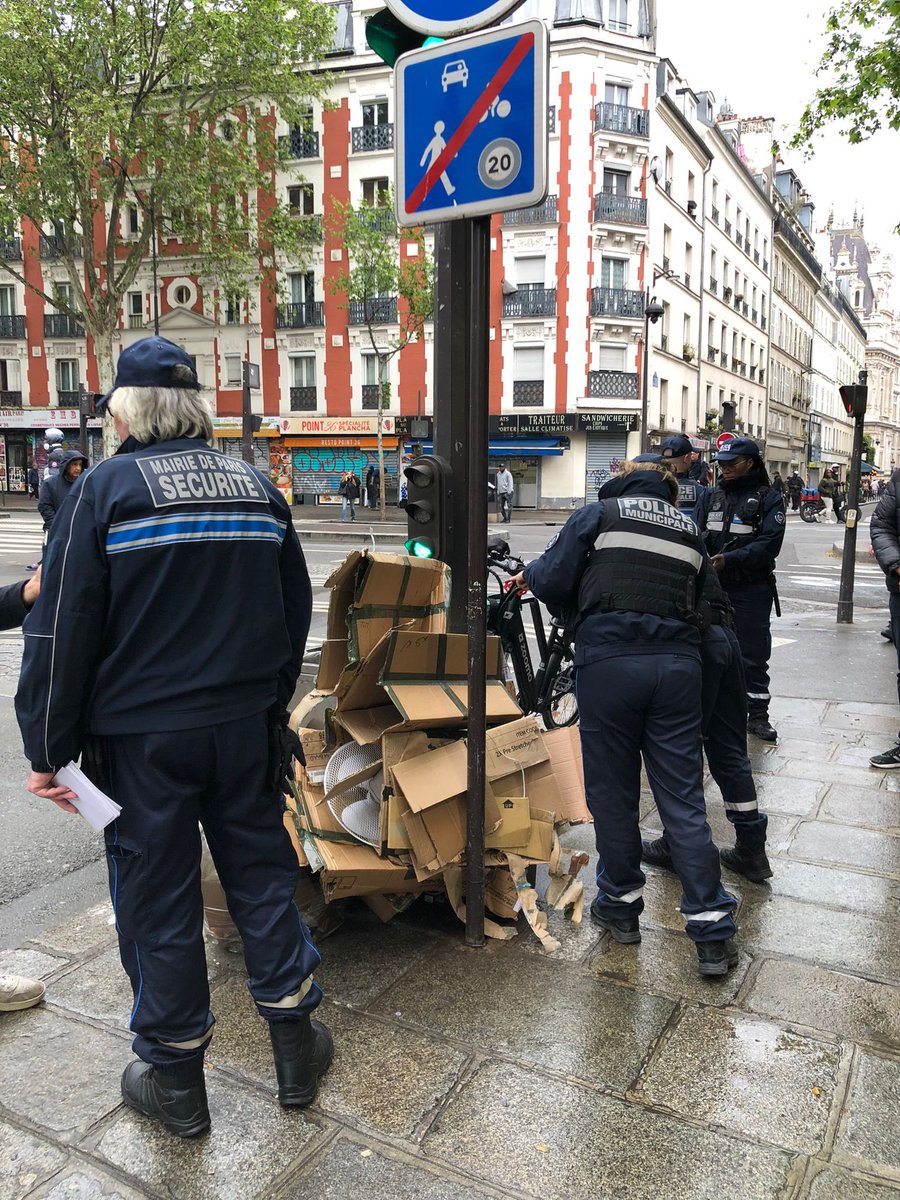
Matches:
[385,0,526,37]
[395,20,548,226]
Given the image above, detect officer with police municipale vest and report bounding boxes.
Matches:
[16,337,331,1138]
[516,460,738,977]
[659,433,706,517]
[694,437,786,744]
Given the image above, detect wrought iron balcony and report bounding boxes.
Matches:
[0,390,22,406]
[588,369,638,399]
[733,294,741,310]
[39,234,81,259]
[351,124,394,153]
[707,346,717,362]
[289,386,317,411]
[57,390,81,406]
[502,195,558,225]
[593,102,649,137]
[724,218,732,235]
[775,215,822,281]
[590,287,644,318]
[742,302,749,316]
[293,214,324,240]
[44,313,85,337]
[754,249,760,264]
[739,362,746,376]
[279,129,320,159]
[276,301,324,329]
[362,383,382,410]
[548,105,556,135]
[711,206,720,224]
[513,380,544,407]
[503,287,557,318]
[731,356,739,371]
[0,236,22,261]
[723,286,732,302]
[709,277,718,294]
[593,191,647,225]
[0,315,26,338]
[360,208,397,235]
[349,296,398,324]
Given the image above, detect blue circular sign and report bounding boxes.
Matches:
[385,0,526,36]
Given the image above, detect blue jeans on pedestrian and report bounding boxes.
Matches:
[342,495,356,522]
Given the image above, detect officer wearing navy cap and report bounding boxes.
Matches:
[16,336,331,1137]
[660,434,706,517]
[694,436,786,743]
[515,459,738,977]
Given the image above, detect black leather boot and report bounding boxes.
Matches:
[747,715,777,742]
[121,1061,210,1137]
[269,1015,334,1108]
[640,836,675,872]
[720,841,773,883]
[589,898,641,943]
[696,938,740,977]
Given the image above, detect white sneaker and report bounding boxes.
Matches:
[0,973,46,1011]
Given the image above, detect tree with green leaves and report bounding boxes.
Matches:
[0,0,334,451]
[329,196,434,518]
[794,1,900,181]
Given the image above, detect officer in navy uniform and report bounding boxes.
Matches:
[17,337,332,1138]
[660,433,706,517]
[642,566,773,883]
[694,437,786,743]
[517,460,738,977]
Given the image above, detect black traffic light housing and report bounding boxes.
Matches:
[404,453,452,561]
[365,8,443,67]
[839,384,868,418]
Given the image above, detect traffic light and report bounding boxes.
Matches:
[839,384,868,418]
[365,8,443,67]
[404,454,451,561]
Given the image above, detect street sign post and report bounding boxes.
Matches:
[384,0,526,37]
[395,20,548,226]
[716,432,736,450]
[242,361,261,465]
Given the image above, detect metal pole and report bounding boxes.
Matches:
[241,360,253,464]
[465,215,490,948]
[837,376,868,624]
[639,292,650,453]
[150,188,160,336]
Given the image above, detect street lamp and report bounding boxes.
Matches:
[99,157,159,335]
[639,293,665,453]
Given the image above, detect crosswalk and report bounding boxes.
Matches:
[0,514,44,563]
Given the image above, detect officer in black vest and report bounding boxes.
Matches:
[518,460,738,976]
[660,433,706,517]
[695,437,785,743]
[642,568,772,883]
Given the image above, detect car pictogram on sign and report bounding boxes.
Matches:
[441,59,469,91]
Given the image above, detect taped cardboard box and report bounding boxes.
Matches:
[479,716,565,850]
[289,768,361,845]
[289,693,338,784]
[305,836,425,902]
[380,730,456,853]
[317,552,449,691]
[334,629,521,744]
[541,724,591,825]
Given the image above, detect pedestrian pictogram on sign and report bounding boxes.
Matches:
[395,20,548,226]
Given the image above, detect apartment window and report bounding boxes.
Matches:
[607,0,629,31]
[126,205,140,236]
[291,355,316,388]
[287,184,314,215]
[289,271,315,307]
[173,285,191,306]
[127,291,143,330]
[664,148,674,188]
[225,295,242,324]
[600,257,626,289]
[0,285,16,316]
[602,168,629,195]
[604,82,629,106]
[687,171,695,203]
[598,343,626,370]
[362,177,390,207]
[515,256,545,289]
[56,359,79,392]
[514,345,544,380]
[362,99,388,127]
[53,281,74,309]
[361,352,379,386]
[224,355,242,386]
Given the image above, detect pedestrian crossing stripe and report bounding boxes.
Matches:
[772,637,796,648]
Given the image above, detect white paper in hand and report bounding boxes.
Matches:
[52,762,121,832]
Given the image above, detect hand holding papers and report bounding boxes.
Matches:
[51,763,121,831]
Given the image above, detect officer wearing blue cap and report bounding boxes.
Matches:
[694,436,785,743]
[17,336,331,1137]
[516,460,738,977]
[660,434,706,517]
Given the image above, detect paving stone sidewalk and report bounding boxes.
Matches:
[2,610,900,1200]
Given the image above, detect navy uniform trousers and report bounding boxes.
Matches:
[577,653,736,943]
[702,625,768,849]
[98,710,321,1080]
[726,581,774,720]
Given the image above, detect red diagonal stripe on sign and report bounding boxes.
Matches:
[407,31,534,214]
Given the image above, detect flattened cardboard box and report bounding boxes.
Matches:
[542,724,591,825]
[334,630,521,744]
[317,552,449,691]
[478,716,565,847]
[289,693,338,783]
[309,837,424,902]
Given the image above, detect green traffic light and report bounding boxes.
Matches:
[365,8,443,66]
[405,536,435,559]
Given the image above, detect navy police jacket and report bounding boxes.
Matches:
[674,471,706,518]
[523,472,706,666]
[694,469,785,587]
[16,438,312,772]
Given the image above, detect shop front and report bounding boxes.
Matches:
[580,412,640,501]
[0,407,103,493]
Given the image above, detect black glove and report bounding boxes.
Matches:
[267,705,305,794]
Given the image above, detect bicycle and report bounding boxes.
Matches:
[485,538,578,729]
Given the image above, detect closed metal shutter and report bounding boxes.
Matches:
[585,432,628,500]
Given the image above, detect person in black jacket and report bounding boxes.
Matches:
[786,471,804,511]
[514,460,738,977]
[16,336,331,1138]
[869,469,900,767]
[695,437,786,743]
[36,449,88,567]
[660,434,706,516]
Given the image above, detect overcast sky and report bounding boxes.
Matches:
[656,0,897,272]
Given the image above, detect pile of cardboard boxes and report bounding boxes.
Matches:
[284,551,591,950]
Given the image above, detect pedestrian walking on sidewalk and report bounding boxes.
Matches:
[516,459,739,977]
[695,437,786,744]
[868,468,900,767]
[339,469,360,522]
[495,462,514,524]
[16,336,332,1139]
[817,469,837,523]
[33,448,88,570]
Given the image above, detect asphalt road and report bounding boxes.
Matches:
[0,503,888,948]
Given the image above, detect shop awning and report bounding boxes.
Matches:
[414,438,566,457]
[859,461,880,474]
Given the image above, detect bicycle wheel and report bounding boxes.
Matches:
[541,663,579,728]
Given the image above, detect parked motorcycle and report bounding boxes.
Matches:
[799,488,846,524]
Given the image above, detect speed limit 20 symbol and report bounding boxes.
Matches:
[477,138,522,190]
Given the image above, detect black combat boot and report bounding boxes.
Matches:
[121,1061,210,1138]
[695,938,740,977]
[747,714,777,742]
[640,836,675,872]
[589,898,641,943]
[269,1015,334,1107]
[720,840,773,883]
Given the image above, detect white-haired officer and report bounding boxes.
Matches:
[17,336,331,1138]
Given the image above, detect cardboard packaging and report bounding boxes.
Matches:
[304,836,425,902]
[289,693,338,784]
[541,724,591,825]
[317,551,449,691]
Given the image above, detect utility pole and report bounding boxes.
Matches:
[837,371,868,624]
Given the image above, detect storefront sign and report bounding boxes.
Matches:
[0,408,102,429]
[491,414,577,436]
[577,413,638,433]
